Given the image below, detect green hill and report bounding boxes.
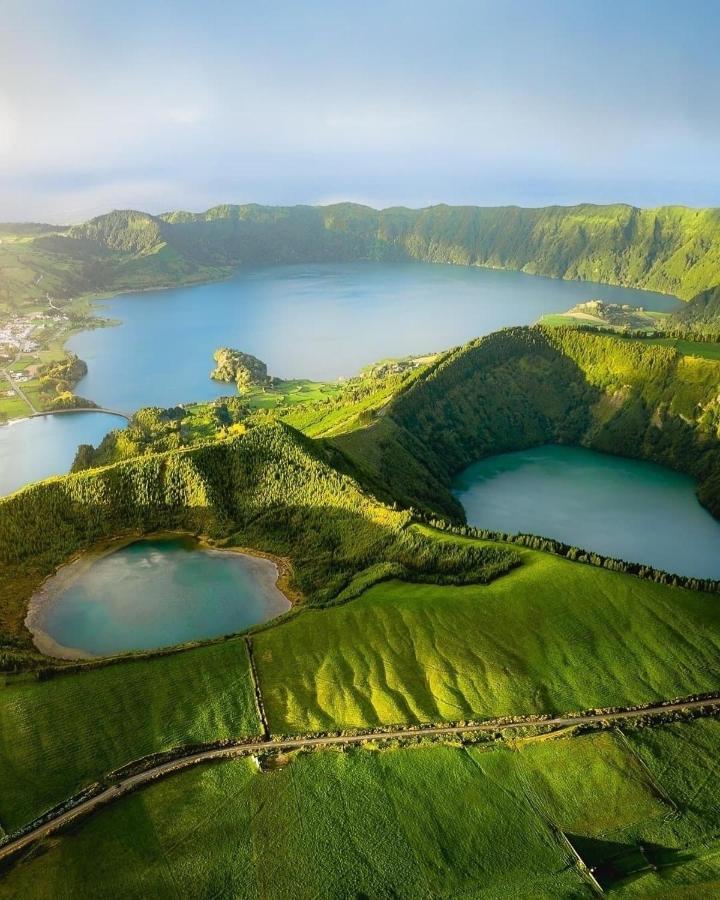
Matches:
[332,326,720,521]
[7,203,720,316]
[0,422,515,662]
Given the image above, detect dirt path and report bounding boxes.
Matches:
[1,695,719,864]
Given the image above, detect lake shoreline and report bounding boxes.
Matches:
[8,259,682,425]
[24,531,296,661]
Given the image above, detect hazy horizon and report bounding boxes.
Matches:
[3,0,719,222]
[6,197,720,229]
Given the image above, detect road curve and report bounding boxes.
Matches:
[1,695,719,864]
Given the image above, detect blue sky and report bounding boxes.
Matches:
[1,0,719,221]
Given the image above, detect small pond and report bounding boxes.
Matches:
[26,536,291,657]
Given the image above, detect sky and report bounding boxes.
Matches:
[1,0,719,222]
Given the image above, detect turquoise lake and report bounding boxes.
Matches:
[1,262,679,494]
[453,445,720,579]
[27,537,291,657]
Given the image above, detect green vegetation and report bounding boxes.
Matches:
[0,423,516,660]
[0,639,260,831]
[5,719,720,897]
[538,299,670,332]
[0,745,585,898]
[253,537,720,734]
[70,353,431,470]
[333,326,720,519]
[210,347,269,392]
[4,211,720,895]
[641,335,720,360]
[15,202,720,302]
[671,284,720,332]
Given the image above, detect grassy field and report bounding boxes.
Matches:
[0,745,586,899]
[644,336,720,360]
[624,717,720,838]
[4,721,720,897]
[537,308,670,332]
[254,532,720,734]
[0,639,259,832]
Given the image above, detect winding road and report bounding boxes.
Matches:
[1,695,719,864]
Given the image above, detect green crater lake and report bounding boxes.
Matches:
[27,537,291,657]
[453,445,720,580]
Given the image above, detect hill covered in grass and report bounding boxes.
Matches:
[0,422,516,667]
[6,203,720,315]
[333,326,720,521]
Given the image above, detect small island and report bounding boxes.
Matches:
[210,348,271,394]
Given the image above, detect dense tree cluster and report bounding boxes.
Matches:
[0,423,517,666]
[211,348,269,393]
[334,326,720,521]
[37,353,95,410]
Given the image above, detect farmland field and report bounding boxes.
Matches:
[253,541,720,733]
[3,721,720,898]
[0,640,259,832]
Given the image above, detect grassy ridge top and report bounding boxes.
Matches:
[334,326,720,520]
[5,203,720,316]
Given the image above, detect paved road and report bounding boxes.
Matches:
[30,407,129,421]
[1,695,719,864]
[1,365,37,414]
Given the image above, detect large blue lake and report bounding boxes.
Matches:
[454,445,720,579]
[1,261,678,493]
[68,262,678,410]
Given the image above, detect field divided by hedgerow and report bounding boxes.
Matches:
[0,639,259,832]
[254,544,720,734]
[4,721,720,898]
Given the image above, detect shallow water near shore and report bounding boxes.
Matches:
[26,536,291,657]
[453,445,720,579]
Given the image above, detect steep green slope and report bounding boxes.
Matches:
[671,284,720,331]
[254,535,720,734]
[333,327,720,520]
[7,202,720,311]
[0,422,515,663]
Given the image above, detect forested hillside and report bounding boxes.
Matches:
[333,327,720,520]
[7,203,720,311]
[0,423,516,666]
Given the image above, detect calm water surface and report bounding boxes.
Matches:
[69,262,679,410]
[28,537,291,657]
[3,262,679,493]
[453,445,720,579]
[0,412,123,496]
